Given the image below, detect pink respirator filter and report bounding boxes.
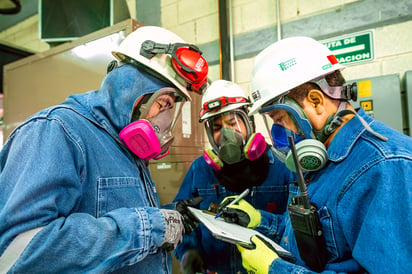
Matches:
[119,120,161,160]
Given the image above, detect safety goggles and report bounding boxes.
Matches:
[259,98,315,157]
[260,103,312,138]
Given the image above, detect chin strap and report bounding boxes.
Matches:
[315,102,388,142]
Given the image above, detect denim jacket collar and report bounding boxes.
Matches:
[327,108,374,162]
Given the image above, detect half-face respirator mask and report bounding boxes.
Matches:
[119,88,185,160]
[260,97,328,172]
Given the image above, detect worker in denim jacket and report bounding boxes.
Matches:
[173,80,293,274]
[0,26,209,273]
[234,36,412,273]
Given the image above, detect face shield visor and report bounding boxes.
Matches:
[137,87,186,159]
[204,110,253,164]
[259,96,327,172]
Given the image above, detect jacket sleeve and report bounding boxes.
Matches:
[255,210,287,243]
[0,118,166,273]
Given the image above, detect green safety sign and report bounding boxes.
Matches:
[321,30,374,65]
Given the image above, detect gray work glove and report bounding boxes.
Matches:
[180,249,206,274]
[160,209,185,251]
[175,197,203,235]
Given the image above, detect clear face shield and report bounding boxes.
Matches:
[139,88,186,157]
[204,110,253,164]
[260,97,327,172]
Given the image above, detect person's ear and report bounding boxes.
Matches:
[306,89,325,114]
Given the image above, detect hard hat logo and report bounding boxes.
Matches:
[322,63,333,70]
[279,58,297,71]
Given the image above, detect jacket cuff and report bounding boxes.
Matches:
[135,207,166,251]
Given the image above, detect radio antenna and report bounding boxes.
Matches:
[288,135,311,209]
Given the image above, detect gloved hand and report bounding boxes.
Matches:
[175,197,203,234]
[237,235,279,274]
[219,196,261,228]
[160,209,185,251]
[180,249,206,274]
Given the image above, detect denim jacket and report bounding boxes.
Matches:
[173,148,293,274]
[0,65,176,273]
[268,108,412,274]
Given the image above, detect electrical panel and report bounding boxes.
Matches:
[348,74,404,134]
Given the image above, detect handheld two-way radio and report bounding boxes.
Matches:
[287,136,328,272]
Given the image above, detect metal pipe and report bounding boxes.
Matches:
[276,0,281,41]
[218,0,231,80]
[228,0,235,82]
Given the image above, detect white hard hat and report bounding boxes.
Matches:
[249,36,344,115]
[112,26,209,101]
[199,80,250,122]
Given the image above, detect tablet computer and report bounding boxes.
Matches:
[188,207,296,262]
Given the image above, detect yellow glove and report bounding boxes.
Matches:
[237,235,279,274]
[219,195,261,228]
